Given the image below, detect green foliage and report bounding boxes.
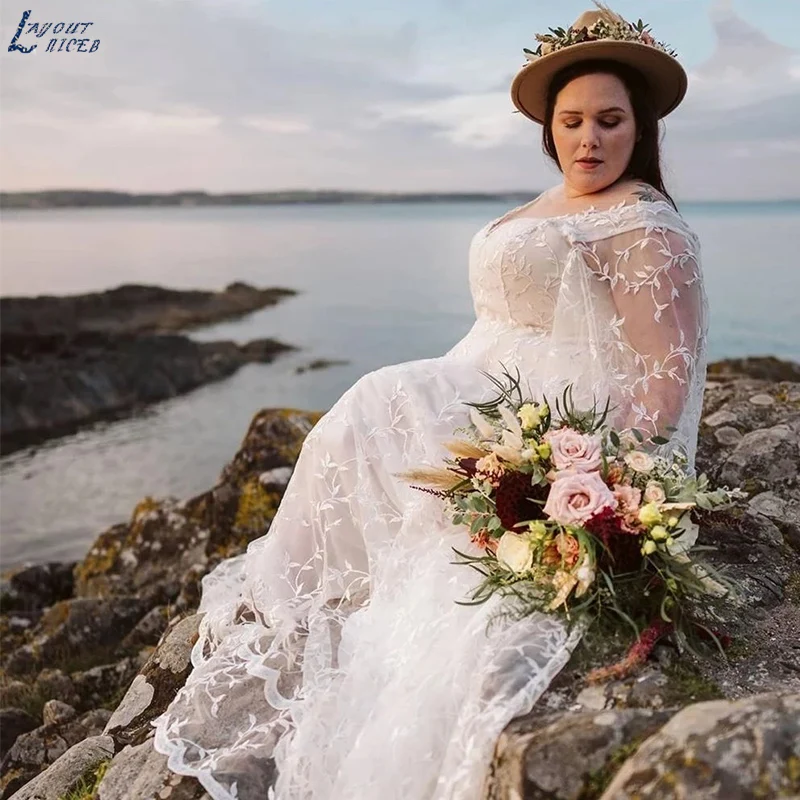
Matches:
[59,759,111,800]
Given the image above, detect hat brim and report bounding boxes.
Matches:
[510,40,687,124]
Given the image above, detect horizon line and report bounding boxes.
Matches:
[2,188,799,204]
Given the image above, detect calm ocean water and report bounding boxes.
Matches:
[1,200,799,567]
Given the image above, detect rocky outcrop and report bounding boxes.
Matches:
[0,282,299,453]
[0,282,297,343]
[1,356,799,799]
[600,692,800,799]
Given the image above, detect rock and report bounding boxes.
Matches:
[41,700,77,726]
[74,500,210,605]
[706,356,800,383]
[207,408,321,559]
[7,734,113,800]
[719,423,799,489]
[702,409,737,428]
[748,492,800,553]
[0,562,76,614]
[488,708,672,799]
[34,670,80,709]
[1,333,297,454]
[104,615,200,748]
[3,597,147,676]
[0,709,111,798]
[120,606,168,651]
[0,283,297,342]
[97,739,208,800]
[713,425,742,446]
[0,708,38,759]
[599,691,800,799]
[294,358,349,374]
[0,680,34,711]
[0,282,299,453]
[72,658,144,713]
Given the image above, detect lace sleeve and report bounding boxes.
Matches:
[578,220,708,446]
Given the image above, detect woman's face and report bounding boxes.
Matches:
[550,72,637,197]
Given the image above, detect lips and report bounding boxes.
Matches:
[577,158,602,164]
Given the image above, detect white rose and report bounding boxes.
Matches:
[643,481,666,504]
[624,451,655,473]
[496,532,534,573]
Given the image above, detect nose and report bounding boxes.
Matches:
[580,121,601,151]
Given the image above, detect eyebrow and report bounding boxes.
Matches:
[557,107,627,115]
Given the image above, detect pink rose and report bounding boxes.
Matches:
[544,471,618,526]
[544,428,602,473]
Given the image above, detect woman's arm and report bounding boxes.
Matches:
[580,223,706,438]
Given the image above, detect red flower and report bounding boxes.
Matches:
[458,457,478,477]
[585,507,643,573]
[495,471,547,531]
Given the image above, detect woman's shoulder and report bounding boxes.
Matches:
[588,181,694,233]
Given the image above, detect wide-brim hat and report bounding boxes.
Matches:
[510,3,687,124]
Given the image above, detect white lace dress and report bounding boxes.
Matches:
[153,196,709,800]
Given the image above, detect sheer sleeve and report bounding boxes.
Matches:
[577,217,708,456]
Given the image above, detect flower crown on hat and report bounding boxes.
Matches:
[523,2,678,62]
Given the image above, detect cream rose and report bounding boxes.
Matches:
[496,532,534,573]
[544,428,602,473]
[624,451,655,473]
[643,481,666,504]
[543,471,617,525]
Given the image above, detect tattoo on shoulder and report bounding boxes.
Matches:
[633,183,666,204]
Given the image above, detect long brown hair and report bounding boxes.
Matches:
[541,59,677,209]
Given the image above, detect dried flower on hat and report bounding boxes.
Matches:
[523,1,677,62]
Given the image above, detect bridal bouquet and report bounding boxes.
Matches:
[402,370,745,679]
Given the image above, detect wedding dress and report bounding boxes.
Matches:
[153,194,709,800]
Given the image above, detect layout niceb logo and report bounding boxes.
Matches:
[7,9,100,54]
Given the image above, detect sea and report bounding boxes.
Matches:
[1,199,798,568]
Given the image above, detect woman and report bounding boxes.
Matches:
[154,6,707,799]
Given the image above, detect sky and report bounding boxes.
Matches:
[1,0,798,200]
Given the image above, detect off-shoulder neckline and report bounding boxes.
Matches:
[480,197,676,238]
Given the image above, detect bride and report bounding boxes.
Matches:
[154,6,707,799]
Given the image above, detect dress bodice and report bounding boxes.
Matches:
[447,197,709,465]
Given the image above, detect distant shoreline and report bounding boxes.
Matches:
[0,190,541,211]
[2,189,799,211]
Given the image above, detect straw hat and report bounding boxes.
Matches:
[510,2,687,124]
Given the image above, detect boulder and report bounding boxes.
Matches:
[0,708,37,760]
[489,708,673,799]
[97,739,208,800]
[5,735,113,800]
[0,562,76,614]
[599,691,800,799]
[104,615,200,749]
[3,597,148,676]
[0,709,111,798]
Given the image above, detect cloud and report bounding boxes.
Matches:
[0,0,797,198]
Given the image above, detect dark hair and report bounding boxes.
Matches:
[541,58,677,209]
